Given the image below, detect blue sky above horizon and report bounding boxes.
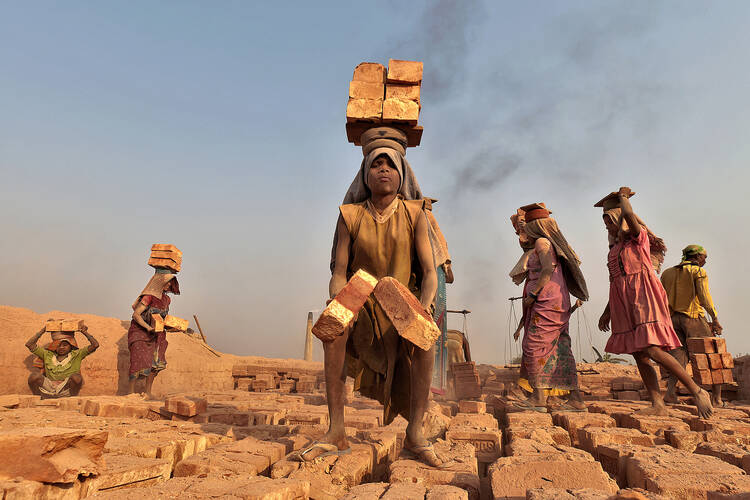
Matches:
[2,1,749,363]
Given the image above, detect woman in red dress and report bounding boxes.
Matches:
[597,187,712,418]
[128,271,180,397]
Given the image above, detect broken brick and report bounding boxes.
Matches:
[373,277,440,350]
[312,270,377,342]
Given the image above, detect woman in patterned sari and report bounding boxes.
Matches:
[513,203,588,412]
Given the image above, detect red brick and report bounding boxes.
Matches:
[693,369,713,385]
[553,413,616,446]
[615,391,641,401]
[506,411,553,428]
[385,84,421,103]
[352,62,386,83]
[148,257,180,272]
[312,270,377,342]
[386,59,423,84]
[382,98,419,124]
[348,80,384,100]
[687,338,716,354]
[164,396,207,417]
[714,337,727,353]
[620,415,690,436]
[708,353,723,370]
[712,369,725,385]
[449,412,498,430]
[445,428,502,462]
[458,400,486,414]
[373,277,440,350]
[690,353,709,371]
[578,427,655,457]
[505,426,571,447]
[489,454,617,498]
[346,98,383,123]
[723,369,734,383]
[721,353,735,368]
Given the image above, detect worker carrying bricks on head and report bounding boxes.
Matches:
[302,125,453,470]
[661,244,725,406]
[26,320,99,398]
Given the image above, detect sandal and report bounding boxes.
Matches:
[296,441,351,462]
[512,400,548,413]
[404,437,444,467]
[548,402,588,413]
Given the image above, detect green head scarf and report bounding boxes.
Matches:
[682,244,706,261]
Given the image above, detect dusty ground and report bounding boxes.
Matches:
[2,306,750,499]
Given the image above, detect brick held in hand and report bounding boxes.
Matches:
[151,314,164,333]
[386,59,423,84]
[164,315,189,332]
[687,337,716,354]
[707,353,723,370]
[312,269,378,342]
[372,276,440,351]
[690,353,709,371]
[720,353,734,368]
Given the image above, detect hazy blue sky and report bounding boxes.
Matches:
[2,1,748,364]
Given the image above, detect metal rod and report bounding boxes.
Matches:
[446,309,471,314]
[193,314,207,343]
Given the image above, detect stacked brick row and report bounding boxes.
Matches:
[453,361,482,400]
[148,243,182,273]
[689,337,734,385]
[231,364,324,394]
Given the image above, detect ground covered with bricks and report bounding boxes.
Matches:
[1,367,750,500]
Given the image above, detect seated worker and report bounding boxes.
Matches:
[26,324,99,398]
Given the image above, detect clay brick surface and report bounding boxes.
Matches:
[690,353,709,371]
[489,453,617,498]
[693,369,713,385]
[506,411,554,428]
[151,314,164,332]
[373,277,440,350]
[615,390,641,401]
[687,338,716,354]
[578,427,655,457]
[164,315,189,332]
[164,396,207,417]
[348,80,385,100]
[151,243,182,256]
[449,412,499,430]
[445,428,502,461]
[714,337,727,352]
[346,98,383,122]
[387,59,423,84]
[352,62,386,83]
[720,353,734,368]
[722,368,734,383]
[708,353,723,370]
[553,413,616,446]
[505,426,572,447]
[458,400,486,414]
[620,414,690,436]
[312,269,377,342]
[385,84,421,103]
[382,98,420,124]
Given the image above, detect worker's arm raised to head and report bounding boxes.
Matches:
[330,214,351,299]
[80,325,99,353]
[617,187,642,239]
[25,326,46,352]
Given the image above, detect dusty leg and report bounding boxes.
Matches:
[712,384,723,407]
[68,373,83,396]
[127,378,136,394]
[633,350,669,416]
[665,347,687,403]
[646,346,712,418]
[566,389,586,409]
[300,330,351,460]
[144,372,157,399]
[28,373,44,396]
[529,387,548,407]
[406,344,442,466]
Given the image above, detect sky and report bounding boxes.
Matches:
[1,1,749,364]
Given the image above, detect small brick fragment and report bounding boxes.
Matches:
[312,269,377,342]
[373,277,440,350]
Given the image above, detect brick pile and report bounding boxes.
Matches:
[345,59,424,148]
[689,337,735,385]
[148,243,182,273]
[452,361,481,400]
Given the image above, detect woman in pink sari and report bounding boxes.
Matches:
[597,187,712,418]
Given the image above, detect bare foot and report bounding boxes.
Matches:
[694,388,714,419]
[634,404,669,416]
[663,392,680,404]
[404,435,443,467]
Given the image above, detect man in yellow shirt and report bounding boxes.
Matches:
[661,245,724,405]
